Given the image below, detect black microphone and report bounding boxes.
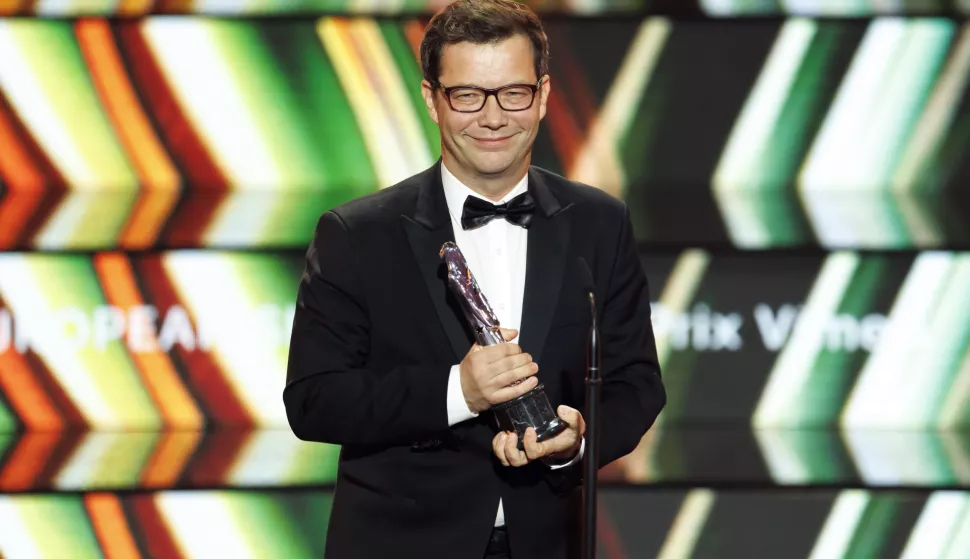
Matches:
[577,258,600,559]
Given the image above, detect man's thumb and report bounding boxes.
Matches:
[500,328,518,342]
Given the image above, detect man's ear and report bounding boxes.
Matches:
[537,75,551,121]
[421,80,440,125]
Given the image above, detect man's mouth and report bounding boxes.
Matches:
[471,135,513,145]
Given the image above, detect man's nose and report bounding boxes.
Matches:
[478,94,507,129]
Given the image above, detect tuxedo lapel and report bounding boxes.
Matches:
[519,169,573,365]
[401,163,472,361]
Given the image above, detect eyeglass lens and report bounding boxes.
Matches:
[449,86,535,111]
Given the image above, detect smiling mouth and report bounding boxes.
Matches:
[471,135,513,144]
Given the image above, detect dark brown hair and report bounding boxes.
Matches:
[420,0,550,87]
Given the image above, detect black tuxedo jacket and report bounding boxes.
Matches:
[284,162,665,559]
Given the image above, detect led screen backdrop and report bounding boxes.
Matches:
[1,488,970,558]
[0,250,967,429]
[0,6,968,558]
[0,425,968,493]
[0,17,968,250]
[1,0,969,16]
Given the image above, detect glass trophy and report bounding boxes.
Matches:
[440,242,567,448]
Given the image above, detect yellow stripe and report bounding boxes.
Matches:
[53,432,159,491]
[319,18,414,188]
[352,20,431,169]
[0,20,136,190]
[569,18,671,197]
[0,254,162,429]
[162,253,286,425]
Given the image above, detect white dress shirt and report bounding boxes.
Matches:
[439,162,583,528]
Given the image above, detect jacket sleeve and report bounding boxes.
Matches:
[595,205,666,467]
[546,204,666,494]
[283,211,451,447]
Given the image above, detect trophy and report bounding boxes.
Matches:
[440,242,567,449]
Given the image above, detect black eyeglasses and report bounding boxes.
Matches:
[437,80,542,113]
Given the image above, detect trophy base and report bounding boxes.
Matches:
[491,384,569,451]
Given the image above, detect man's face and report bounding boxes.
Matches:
[422,34,550,188]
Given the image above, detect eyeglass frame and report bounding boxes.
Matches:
[435,78,544,113]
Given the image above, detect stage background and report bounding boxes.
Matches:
[1,1,969,557]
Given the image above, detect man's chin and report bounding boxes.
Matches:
[468,155,521,177]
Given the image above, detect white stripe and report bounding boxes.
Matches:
[842,252,952,428]
[141,19,280,187]
[893,27,970,194]
[318,19,409,189]
[654,249,710,369]
[900,492,969,559]
[34,0,118,15]
[33,192,138,250]
[0,256,114,426]
[698,0,739,15]
[656,489,715,559]
[753,252,858,427]
[192,0,262,13]
[808,490,870,559]
[801,20,906,192]
[943,503,970,559]
[33,193,94,249]
[52,432,157,490]
[798,20,907,247]
[156,493,255,559]
[854,22,947,184]
[52,431,116,490]
[0,498,44,559]
[353,20,432,176]
[753,429,812,484]
[714,19,816,247]
[163,253,287,425]
[843,430,945,486]
[569,18,671,197]
[916,256,970,425]
[227,430,304,485]
[715,18,815,189]
[939,343,970,428]
[202,192,277,247]
[0,22,95,186]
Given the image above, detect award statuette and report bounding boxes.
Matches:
[440,241,567,449]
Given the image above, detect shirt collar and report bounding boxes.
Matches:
[441,161,529,224]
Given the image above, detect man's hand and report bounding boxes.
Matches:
[492,406,585,467]
[460,328,539,414]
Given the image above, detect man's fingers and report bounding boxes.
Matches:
[488,352,532,378]
[522,428,544,461]
[557,406,583,429]
[490,375,539,403]
[505,432,529,467]
[492,432,510,466]
[492,356,539,388]
[480,342,522,365]
[573,409,587,437]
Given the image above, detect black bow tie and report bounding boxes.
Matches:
[460,191,536,231]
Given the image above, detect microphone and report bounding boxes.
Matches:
[577,258,600,559]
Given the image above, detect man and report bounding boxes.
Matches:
[284,1,665,557]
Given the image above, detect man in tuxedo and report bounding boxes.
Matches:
[284,1,665,557]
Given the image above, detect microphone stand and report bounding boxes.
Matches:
[582,292,601,559]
